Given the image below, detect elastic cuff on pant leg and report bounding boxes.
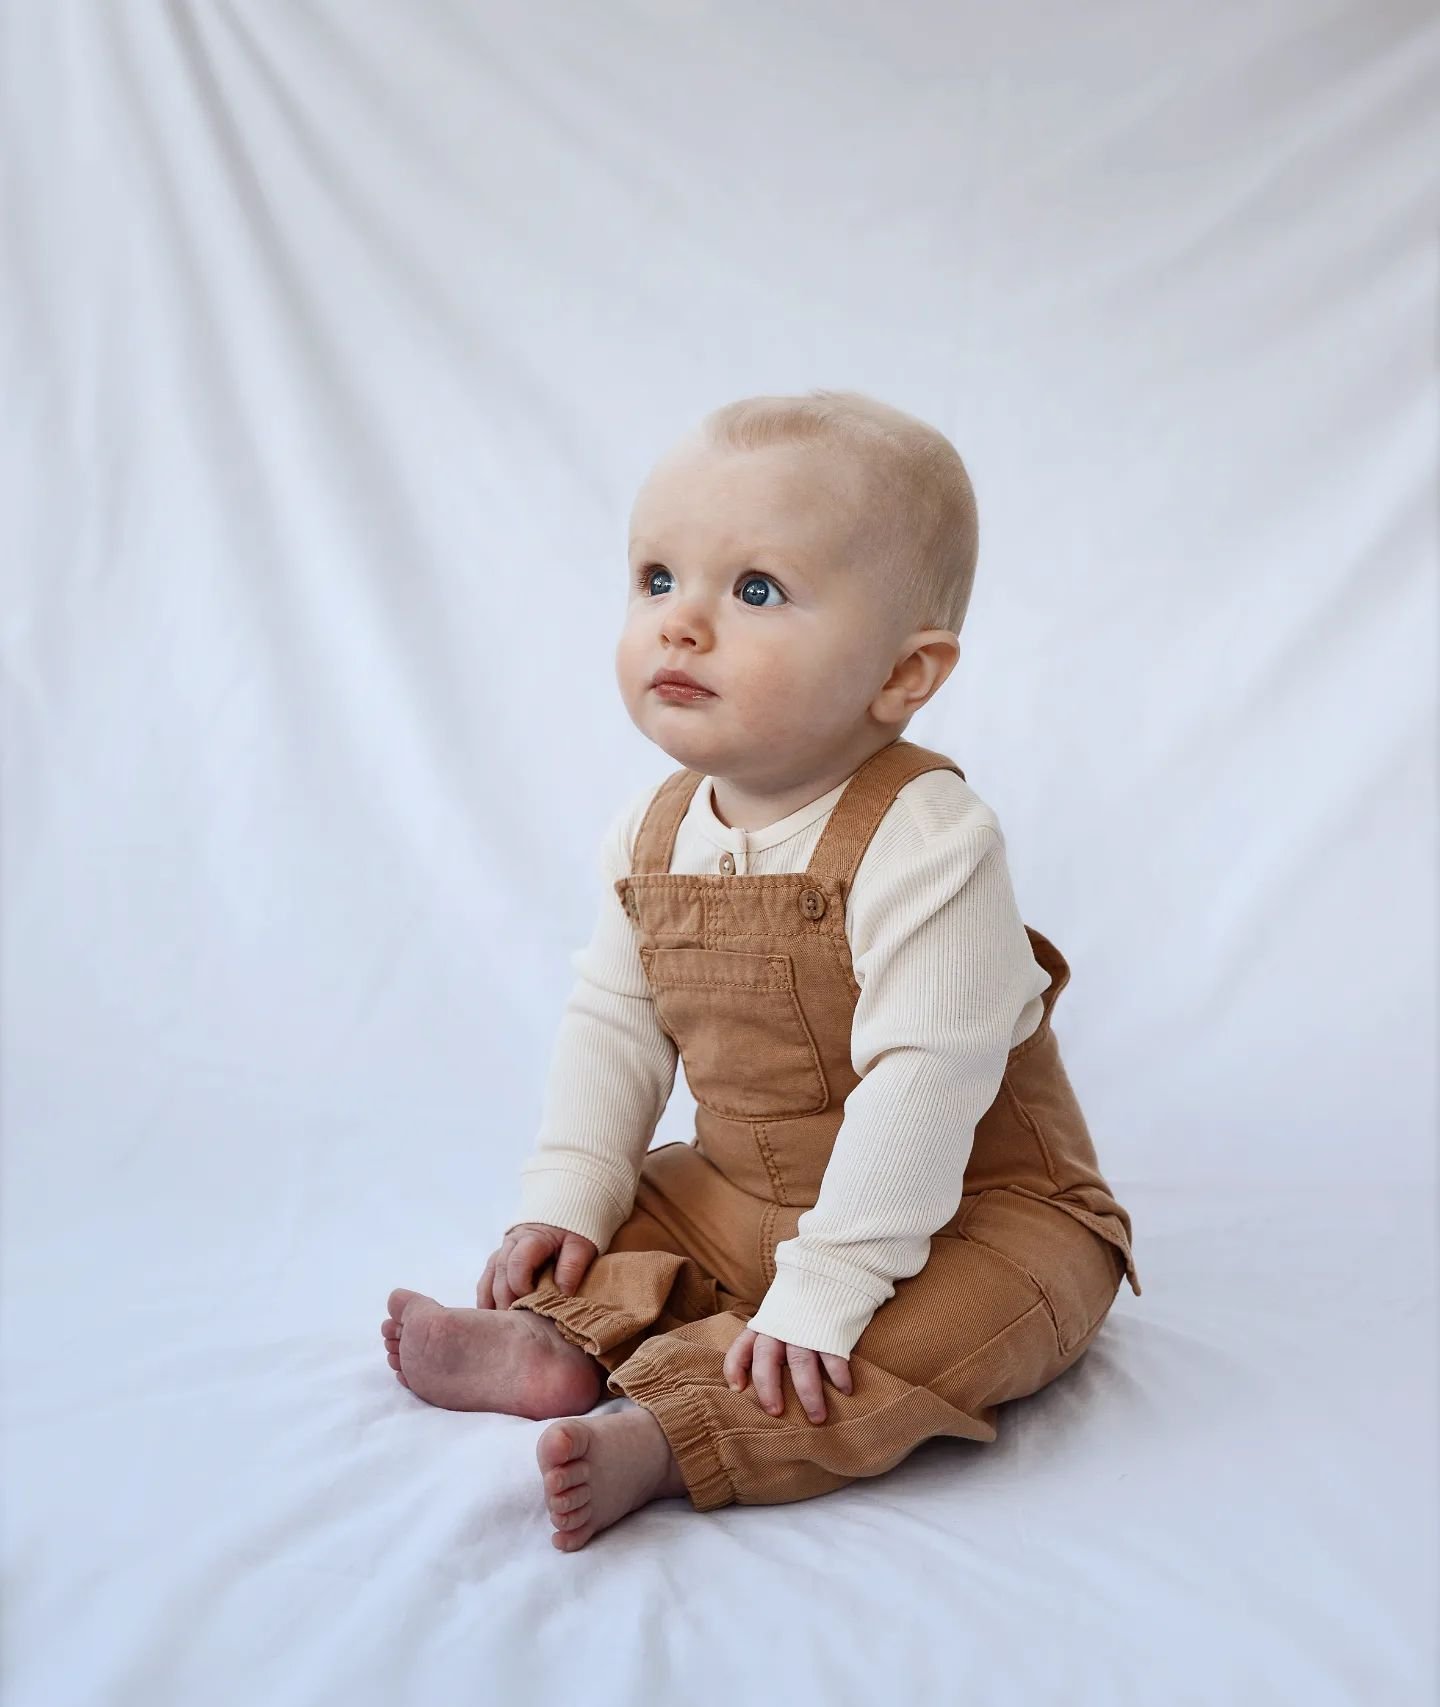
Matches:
[509,1282,625,1368]
[608,1345,736,1513]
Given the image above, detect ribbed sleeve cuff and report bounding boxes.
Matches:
[744,1264,888,1360]
[506,1166,631,1251]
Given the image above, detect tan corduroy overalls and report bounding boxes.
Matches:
[511,737,1142,1512]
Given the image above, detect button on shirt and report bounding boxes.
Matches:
[700,776,850,875]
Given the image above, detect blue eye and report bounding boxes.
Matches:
[638,566,674,596]
[739,574,785,607]
[635,566,787,606]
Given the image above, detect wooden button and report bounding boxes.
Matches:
[719,852,736,875]
[799,888,826,919]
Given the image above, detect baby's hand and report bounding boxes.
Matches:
[476,1222,598,1310]
[723,1327,853,1425]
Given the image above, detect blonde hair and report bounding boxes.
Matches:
[696,388,979,637]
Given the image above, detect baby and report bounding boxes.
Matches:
[381,389,1140,1551]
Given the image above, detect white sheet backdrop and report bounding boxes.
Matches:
[3,3,1437,1704]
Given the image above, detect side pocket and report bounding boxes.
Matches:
[960,1187,1122,1357]
[1003,1184,1142,1297]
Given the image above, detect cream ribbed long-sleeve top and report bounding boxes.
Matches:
[505,760,1054,1360]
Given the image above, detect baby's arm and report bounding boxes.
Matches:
[502,789,677,1251]
[745,782,1051,1361]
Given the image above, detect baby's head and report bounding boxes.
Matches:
[616,389,979,790]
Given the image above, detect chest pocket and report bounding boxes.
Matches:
[639,945,831,1121]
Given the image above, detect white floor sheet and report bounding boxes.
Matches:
[3,3,1436,1703]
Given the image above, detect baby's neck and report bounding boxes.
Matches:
[707,735,901,832]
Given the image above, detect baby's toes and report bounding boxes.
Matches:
[386,1287,425,1325]
[536,1421,585,1475]
[543,1460,592,1529]
[548,1484,590,1517]
[546,1462,588,1497]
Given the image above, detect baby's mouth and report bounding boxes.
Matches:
[650,669,717,701]
[652,680,716,703]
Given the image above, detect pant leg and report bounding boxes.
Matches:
[598,1189,1127,1512]
[509,1198,757,1380]
[507,1140,767,1393]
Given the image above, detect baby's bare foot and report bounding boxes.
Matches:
[537,1403,688,1551]
[380,1288,605,1419]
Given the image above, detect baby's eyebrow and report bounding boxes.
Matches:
[627,541,811,581]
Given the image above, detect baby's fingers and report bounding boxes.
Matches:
[750,1337,786,1415]
[507,1230,563,1308]
[785,1347,830,1423]
[723,1329,756,1392]
[501,1238,542,1309]
[821,1354,853,1396]
[492,1237,527,1309]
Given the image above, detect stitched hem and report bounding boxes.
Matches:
[607,1346,737,1513]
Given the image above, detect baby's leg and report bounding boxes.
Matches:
[380,1288,608,1419]
[535,1400,689,1553]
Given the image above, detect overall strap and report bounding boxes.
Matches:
[626,739,965,881]
[630,768,705,874]
[803,738,965,889]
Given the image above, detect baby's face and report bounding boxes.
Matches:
[616,438,913,787]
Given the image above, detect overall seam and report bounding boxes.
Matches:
[819,925,862,1001]
[758,1200,781,1284]
[711,924,827,941]
[998,1073,1063,1189]
[952,1230,1070,1357]
[751,1123,790,1204]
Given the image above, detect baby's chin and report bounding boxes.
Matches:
[640,721,727,774]
[632,697,738,771]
